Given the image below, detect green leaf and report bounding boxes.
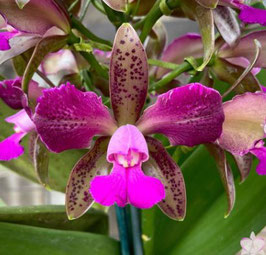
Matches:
[0,222,119,255]
[0,205,108,234]
[0,100,86,192]
[142,146,266,255]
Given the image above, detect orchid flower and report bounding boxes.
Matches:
[32,23,225,220]
[156,31,264,93]
[218,92,266,175]
[0,0,70,64]
[0,77,42,160]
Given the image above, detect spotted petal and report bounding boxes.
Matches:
[110,23,148,125]
[218,92,266,155]
[66,137,110,219]
[144,137,186,220]
[33,84,117,153]
[137,83,224,147]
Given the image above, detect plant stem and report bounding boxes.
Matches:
[80,0,91,21]
[139,0,162,43]
[149,62,192,91]
[71,16,112,47]
[148,59,180,70]
[80,52,108,79]
[129,206,144,255]
[115,206,132,255]
[139,0,181,43]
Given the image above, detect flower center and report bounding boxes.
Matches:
[115,149,140,168]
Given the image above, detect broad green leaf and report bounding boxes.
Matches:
[0,222,119,255]
[142,146,266,255]
[0,205,108,234]
[0,100,86,192]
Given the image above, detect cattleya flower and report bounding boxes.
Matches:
[0,0,70,64]
[0,77,42,160]
[32,24,224,220]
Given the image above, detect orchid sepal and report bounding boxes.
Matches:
[110,23,148,125]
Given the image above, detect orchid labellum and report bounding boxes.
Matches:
[32,24,225,220]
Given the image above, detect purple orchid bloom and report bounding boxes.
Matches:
[218,92,266,175]
[0,77,42,160]
[32,23,224,220]
[0,0,70,64]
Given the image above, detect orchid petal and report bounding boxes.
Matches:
[90,162,165,209]
[156,33,203,79]
[218,92,266,155]
[127,164,165,209]
[233,153,252,183]
[194,4,215,71]
[213,6,240,46]
[93,49,111,66]
[0,78,42,109]
[250,147,266,175]
[0,30,18,51]
[137,83,224,147]
[0,133,25,161]
[110,23,148,125]
[33,135,50,188]
[238,4,266,26]
[6,109,35,133]
[66,137,110,219]
[33,84,117,153]
[144,137,186,220]
[219,31,266,68]
[206,144,235,217]
[0,13,6,28]
[41,49,78,75]
[0,33,41,65]
[102,0,127,12]
[107,124,148,162]
[90,162,127,207]
[0,0,70,34]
